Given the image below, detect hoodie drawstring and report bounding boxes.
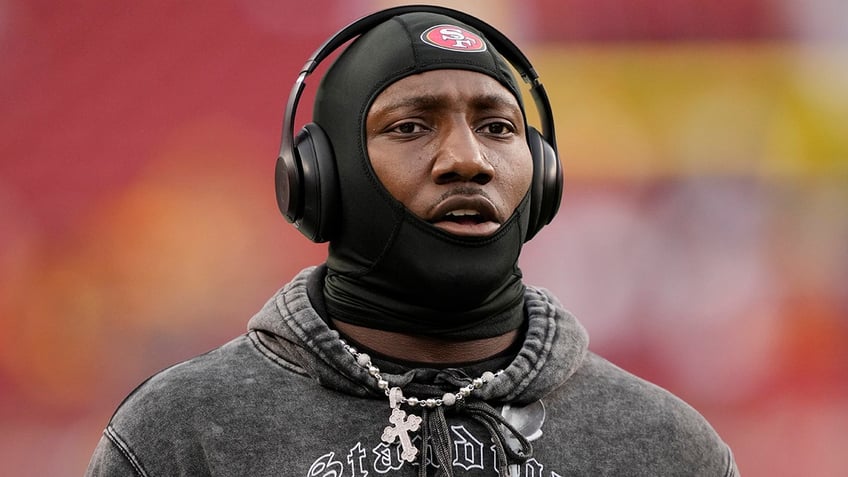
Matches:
[418,400,532,477]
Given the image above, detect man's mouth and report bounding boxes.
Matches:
[429,197,500,236]
[443,209,486,224]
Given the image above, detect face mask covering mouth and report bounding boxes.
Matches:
[314,11,531,339]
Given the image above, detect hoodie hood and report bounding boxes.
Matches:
[247,267,589,404]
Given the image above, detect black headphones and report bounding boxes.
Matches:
[275,4,563,243]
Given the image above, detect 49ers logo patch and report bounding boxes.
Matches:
[420,24,487,53]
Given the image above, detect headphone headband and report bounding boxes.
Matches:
[303,6,536,78]
[280,4,557,168]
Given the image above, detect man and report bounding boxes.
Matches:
[87,6,738,476]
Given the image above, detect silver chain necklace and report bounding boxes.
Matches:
[340,339,502,462]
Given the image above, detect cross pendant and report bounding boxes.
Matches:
[380,387,422,462]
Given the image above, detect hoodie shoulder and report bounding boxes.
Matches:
[99,335,313,475]
[515,287,736,475]
[549,351,736,475]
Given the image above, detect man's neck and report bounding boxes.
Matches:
[331,319,521,364]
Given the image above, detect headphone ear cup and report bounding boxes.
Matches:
[275,122,339,243]
[526,126,563,241]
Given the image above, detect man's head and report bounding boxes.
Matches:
[276,6,561,245]
[276,6,561,336]
[315,9,529,282]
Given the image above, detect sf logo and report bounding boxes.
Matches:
[421,24,487,52]
[438,27,479,49]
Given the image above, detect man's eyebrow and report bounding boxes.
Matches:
[371,95,446,115]
[468,93,521,113]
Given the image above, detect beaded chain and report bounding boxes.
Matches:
[340,339,502,408]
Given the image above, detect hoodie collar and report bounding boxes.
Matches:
[247,267,589,405]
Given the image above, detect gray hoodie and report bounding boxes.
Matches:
[86,267,738,476]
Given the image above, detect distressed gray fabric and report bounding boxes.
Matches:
[86,267,738,476]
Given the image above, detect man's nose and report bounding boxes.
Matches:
[431,124,494,185]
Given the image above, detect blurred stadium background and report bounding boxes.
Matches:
[1,0,846,475]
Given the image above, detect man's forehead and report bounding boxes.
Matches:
[372,69,520,109]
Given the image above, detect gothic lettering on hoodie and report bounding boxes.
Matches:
[306,424,562,476]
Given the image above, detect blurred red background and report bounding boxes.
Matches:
[1,0,846,475]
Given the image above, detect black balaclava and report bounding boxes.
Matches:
[315,12,532,340]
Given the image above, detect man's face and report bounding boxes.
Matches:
[366,69,533,237]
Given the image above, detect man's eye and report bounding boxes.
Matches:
[392,122,424,134]
[481,122,514,135]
